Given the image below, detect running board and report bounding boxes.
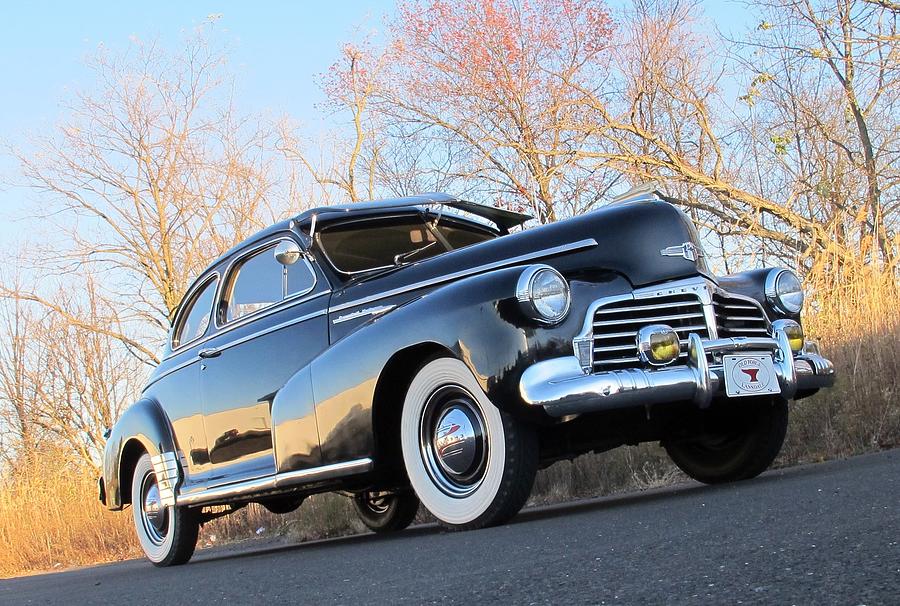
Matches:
[176,458,374,507]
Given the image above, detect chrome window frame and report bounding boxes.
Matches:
[170,273,221,353]
[215,235,319,330]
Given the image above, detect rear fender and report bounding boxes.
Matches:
[101,398,178,510]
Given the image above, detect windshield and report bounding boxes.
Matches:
[317,214,496,275]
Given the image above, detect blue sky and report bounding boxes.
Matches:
[0,1,753,248]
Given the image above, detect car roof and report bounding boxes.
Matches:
[184,193,530,304]
[295,192,533,233]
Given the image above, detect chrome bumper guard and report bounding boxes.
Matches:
[520,330,836,418]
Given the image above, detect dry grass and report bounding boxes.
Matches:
[0,453,140,577]
[783,264,900,460]
[2,269,897,578]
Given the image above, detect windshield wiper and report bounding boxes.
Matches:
[393,241,438,266]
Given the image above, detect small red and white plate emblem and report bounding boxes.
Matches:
[723,354,780,397]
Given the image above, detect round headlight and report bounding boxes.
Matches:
[516,265,570,324]
[765,268,804,314]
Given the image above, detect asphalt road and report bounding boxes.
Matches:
[3,450,898,605]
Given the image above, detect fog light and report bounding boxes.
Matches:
[637,324,681,366]
[773,319,804,354]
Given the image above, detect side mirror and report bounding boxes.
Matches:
[274,241,302,266]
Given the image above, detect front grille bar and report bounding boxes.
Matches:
[576,278,772,374]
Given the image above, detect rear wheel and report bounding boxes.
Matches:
[663,398,789,484]
[400,357,538,531]
[131,453,199,566]
[352,491,420,533]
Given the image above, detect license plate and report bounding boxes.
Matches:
[723,354,781,397]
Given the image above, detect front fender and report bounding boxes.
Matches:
[101,398,177,510]
[272,264,631,471]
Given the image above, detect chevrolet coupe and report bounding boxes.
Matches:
[99,191,836,565]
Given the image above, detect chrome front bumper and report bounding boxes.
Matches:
[520,330,836,418]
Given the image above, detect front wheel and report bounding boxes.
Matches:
[131,453,199,566]
[352,491,420,533]
[663,398,789,484]
[400,357,538,531]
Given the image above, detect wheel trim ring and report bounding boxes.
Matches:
[419,384,490,498]
[139,471,169,546]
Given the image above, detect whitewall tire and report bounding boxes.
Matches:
[400,357,538,530]
[130,453,199,566]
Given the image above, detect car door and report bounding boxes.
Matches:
[147,273,219,497]
[199,234,330,487]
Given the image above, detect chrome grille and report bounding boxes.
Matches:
[713,293,769,338]
[591,293,710,371]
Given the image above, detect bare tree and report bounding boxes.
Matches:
[5,30,279,343]
[376,0,619,222]
[0,290,42,465]
[0,275,143,470]
[563,0,897,278]
[734,0,899,270]
[280,37,389,203]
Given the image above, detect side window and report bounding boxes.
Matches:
[224,240,316,323]
[172,277,218,348]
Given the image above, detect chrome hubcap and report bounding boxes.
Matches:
[140,472,168,544]
[420,385,488,498]
[434,407,479,476]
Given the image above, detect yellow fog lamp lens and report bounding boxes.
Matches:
[637,325,681,366]
[774,319,804,354]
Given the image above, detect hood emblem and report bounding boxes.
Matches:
[660,242,700,262]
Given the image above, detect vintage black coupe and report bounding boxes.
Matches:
[100,191,835,565]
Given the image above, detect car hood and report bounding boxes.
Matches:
[328,199,709,308]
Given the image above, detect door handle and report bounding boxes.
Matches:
[198,348,221,359]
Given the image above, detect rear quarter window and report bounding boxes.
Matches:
[172,276,218,348]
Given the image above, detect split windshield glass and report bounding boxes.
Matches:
[317,214,496,275]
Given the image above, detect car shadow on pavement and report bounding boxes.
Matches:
[185,452,880,569]
[189,468,799,567]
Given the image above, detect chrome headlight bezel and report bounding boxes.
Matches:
[516,265,570,325]
[765,268,805,315]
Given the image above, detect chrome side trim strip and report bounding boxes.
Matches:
[152,355,202,383]
[212,309,328,354]
[163,290,331,362]
[329,238,599,314]
[177,475,276,506]
[149,308,329,387]
[176,458,374,507]
[332,305,396,324]
[275,458,374,488]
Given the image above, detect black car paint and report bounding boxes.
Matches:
[102,398,178,509]
[101,199,779,510]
